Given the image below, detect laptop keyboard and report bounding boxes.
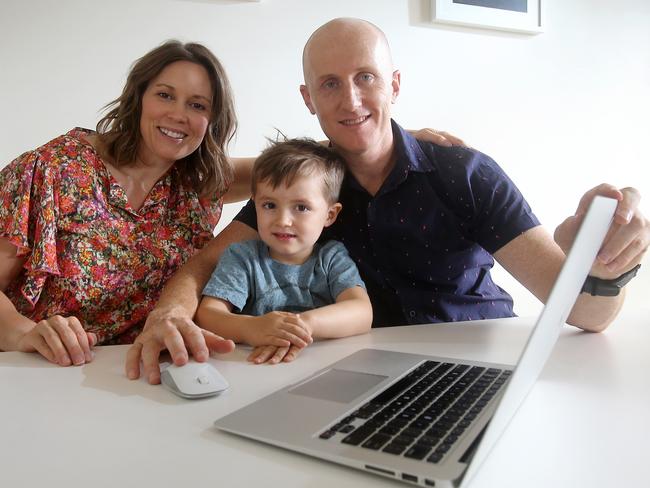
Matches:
[318,360,511,464]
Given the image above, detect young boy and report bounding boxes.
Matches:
[196,139,372,364]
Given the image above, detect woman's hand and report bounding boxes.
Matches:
[409,128,466,147]
[16,315,97,366]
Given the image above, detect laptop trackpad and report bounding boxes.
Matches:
[289,369,387,404]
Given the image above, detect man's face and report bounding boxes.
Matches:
[300,27,400,161]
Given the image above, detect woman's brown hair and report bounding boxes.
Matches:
[96,40,236,197]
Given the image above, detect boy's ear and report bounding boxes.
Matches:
[324,202,343,227]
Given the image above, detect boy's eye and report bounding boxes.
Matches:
[262,202,275,210]
[296,204,309,212]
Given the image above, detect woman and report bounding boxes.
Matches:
[0,41,244,366]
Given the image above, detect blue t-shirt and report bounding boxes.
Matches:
[234,120,540,326]
[202,239,365,315]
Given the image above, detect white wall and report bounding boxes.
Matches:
[1,0,648,316]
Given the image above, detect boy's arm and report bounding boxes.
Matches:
[196,296,312,348]
[195,297,251,343]
[246,287,372,365]
[300,286,373,339]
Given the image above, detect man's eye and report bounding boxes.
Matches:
[323,80,338,90]
[358,73,375,83]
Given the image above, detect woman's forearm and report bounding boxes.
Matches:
[223,157,255,204]
[0,292,35,351]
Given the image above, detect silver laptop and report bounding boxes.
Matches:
[214,196,617,488]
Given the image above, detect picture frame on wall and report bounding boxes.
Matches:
[431,0,543,34]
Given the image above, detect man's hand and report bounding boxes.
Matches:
[555,184,648,278]
[410,128,466,147]
[125,305,235,384]
[247,311,313,348]
[247,344,303,364]
[16,315,96,366]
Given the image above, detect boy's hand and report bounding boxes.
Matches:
[247,311,313,348]
[247,344,303,364]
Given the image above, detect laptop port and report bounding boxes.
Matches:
[365,465,394,476]
[402,473,418,483]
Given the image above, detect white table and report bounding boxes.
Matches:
[1,310,648,488]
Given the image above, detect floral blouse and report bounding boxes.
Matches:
[0,128,223,344]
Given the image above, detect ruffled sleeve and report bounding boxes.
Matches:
[0,147,61,306]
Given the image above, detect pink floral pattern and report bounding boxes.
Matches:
[0,128,223,344]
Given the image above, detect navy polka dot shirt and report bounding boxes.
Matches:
[235,121,540,327]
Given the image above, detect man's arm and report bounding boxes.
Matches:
[125,220,258,384]
[495,186,647,332]
[494,226,625,332]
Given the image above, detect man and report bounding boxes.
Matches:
[126,18,648,384]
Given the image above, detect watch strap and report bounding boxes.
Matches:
[581,264,641,297]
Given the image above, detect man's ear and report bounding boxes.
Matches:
[325,202,343,227]
[391,69,401,103]
[300,84,316,115]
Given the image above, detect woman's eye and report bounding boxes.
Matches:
[157,92,172,100]
[190,102,206,111]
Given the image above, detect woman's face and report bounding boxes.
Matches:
[138,60,213,167]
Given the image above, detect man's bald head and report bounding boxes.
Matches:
[298,18,400,165]
[302,18,394,84]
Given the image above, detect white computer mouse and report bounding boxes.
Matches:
[161,360,229,399]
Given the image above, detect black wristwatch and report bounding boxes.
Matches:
[581,264,641,297]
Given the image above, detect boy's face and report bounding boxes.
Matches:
[254,172,342,265]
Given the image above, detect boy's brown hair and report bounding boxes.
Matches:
[251,138,346,203]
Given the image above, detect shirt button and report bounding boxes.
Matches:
[409,310,416,318]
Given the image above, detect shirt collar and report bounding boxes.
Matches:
[372,120,433,195]
[391,119,433,174]
[341,119,433,195]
